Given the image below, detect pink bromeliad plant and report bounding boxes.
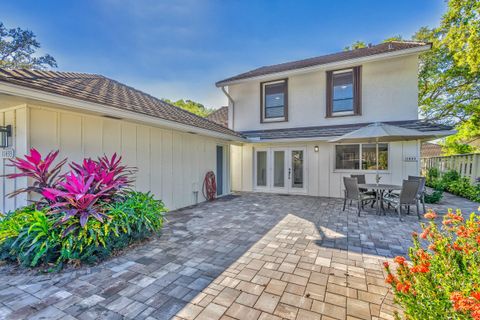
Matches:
[6,148,134,231]
[5,149,67,199]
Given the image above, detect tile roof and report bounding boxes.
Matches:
[421,142,443,158]
[216,41,430,86]
[241,120,452,141]
[0,68,242,138]
[206,106,228,127]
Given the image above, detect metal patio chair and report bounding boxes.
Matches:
[408,175,427,214]
[383,179,421,221]
[351,174,376,207]
[343,177,376,216]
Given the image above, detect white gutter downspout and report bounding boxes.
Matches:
[221,86,235,131]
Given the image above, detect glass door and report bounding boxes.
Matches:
[254,149,269,190]
[271,148,287,193]
[288,148,306,193]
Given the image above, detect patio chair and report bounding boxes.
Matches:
[383,179,421,221]
[342,177,376,216]
[351,174,376,207]
[408,175,426,214]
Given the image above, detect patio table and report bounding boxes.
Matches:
[358,183,402,214]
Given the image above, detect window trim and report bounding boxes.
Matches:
[260,78,288,123]
[334,143,390,172]
[326,66,361,118]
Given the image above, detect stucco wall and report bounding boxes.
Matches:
[0,103,231,212]
[231,140,420,198]
[228,55,419,132]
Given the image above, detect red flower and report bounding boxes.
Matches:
[471,292,480,301]
[383,261,390,269]
[424,211,437,219]
[394,256,406,265]
[420,226,431,239]
[385,273,397,284]
[396,281,411,293]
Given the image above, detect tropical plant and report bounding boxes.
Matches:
[5,149,66,200]
[43,171,109,230]
[384,209,480,319]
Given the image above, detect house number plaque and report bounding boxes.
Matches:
[0,148,15,159]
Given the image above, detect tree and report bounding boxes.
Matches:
[0,22,57,70]
[163,99,214,117]
[441,0,480,73]
[343,40,367,51]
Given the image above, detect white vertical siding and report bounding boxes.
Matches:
[0,106,29,212]
[4,104,230,212]
[232,140,421,198]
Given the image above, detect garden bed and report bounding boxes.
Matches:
[0,149,167,271]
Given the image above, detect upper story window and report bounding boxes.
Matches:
[261,79,288,122]
[326,66,361,117]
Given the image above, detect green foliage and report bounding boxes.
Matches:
[0,22,57,70]
[424,189,443,204]
[0,191,167,269]
[343,40,367,51]
[163,99,214,117]
[384,209,480,319]
[441,0,480,73]
[426,169,480,203]
[442,115,480,155]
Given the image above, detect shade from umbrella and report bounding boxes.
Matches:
[328,122,433,143]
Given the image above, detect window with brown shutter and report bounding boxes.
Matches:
[326,66,361,117]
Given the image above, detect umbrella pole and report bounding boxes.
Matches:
[376,138,379,184]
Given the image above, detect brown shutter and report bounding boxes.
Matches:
[326,71,333,117]
[353,66,362,115]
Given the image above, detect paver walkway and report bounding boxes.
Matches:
[0,192,478,320]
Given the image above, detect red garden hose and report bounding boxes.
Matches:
[202,171,217,201]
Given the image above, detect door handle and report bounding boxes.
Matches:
[288,168,291,179]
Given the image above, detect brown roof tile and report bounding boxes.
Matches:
[0,68,242,138]
[421,142,443,158]
[206,106,228,127]
[216,41,430,86]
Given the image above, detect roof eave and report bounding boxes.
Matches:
[216,45,431,87]
[0,81,246,142]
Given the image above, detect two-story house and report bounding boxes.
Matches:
[216,41,453,198]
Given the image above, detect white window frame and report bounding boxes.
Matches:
[333,143,390,172]
[262,79,287,122]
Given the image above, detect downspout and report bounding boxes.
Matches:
[221,86,235,131]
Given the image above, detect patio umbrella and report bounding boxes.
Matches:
[329,122,437,183]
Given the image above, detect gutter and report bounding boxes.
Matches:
[0,82,247,142]
[221,86,235,131]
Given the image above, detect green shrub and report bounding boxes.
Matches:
[0,191,167,269]
[384,209,480,319]
[424,189,443,204]
[425,168,480,203]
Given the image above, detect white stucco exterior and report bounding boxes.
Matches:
[228,55,420,132]
[226,51,425,197]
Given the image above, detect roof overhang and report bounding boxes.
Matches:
[216,45,431,87]
[0,81,246,143]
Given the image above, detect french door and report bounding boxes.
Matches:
[254,147,306,194]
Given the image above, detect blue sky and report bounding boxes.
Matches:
[2,0,446,108]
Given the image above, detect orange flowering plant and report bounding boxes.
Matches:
[384,208,480,319]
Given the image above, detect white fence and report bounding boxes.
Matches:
[421,153,480,183]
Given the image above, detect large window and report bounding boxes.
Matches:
[335,143,388,170]
[261,79,288,122]
[326,66,361,117]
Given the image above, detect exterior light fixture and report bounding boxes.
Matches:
[0,125,12,148]
[314,145,319,152]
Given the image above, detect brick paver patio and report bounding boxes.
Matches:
[0,192,478,320]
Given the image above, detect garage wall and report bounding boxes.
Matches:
[231,140,420,198]
[16,104,229,211]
